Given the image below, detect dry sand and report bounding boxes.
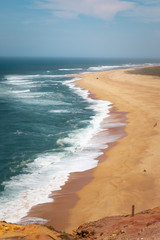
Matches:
[23,66,160,235]
[1,66,160,239]
[25,104,126,231]
[65,66,160,232]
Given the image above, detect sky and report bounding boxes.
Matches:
[0,0,160,58]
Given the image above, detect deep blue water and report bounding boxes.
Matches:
[0,57,160,223]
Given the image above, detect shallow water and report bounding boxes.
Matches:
[0,57,159,223]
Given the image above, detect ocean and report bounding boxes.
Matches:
[0,57,159,224]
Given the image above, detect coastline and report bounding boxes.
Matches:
[23,84,127,232]
[22,65,160,234]
[65,66,160,232]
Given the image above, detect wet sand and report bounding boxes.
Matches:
[24,100,126,232]
[65,66,160,232]
[24,66,160,233]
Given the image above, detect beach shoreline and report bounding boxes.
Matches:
[65,66,160,232]
[22,65,160,234]
[23,82,127,232]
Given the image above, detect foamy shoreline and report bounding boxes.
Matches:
[65,66,160,232]
[22,75,126,231]
[0,64,128,228]
[2,65,160,234]
[20,66,160,232]
[1,72,117,225]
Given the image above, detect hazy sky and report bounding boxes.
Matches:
[0,0,160,58]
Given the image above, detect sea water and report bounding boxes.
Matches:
[0,57,159,224]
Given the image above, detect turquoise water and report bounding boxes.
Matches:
[0,57,159,223]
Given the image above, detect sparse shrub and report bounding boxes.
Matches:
[146,222,152,227]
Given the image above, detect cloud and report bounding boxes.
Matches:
[126,4,160,22]
[35,0,134,19]
[35,0,160,22]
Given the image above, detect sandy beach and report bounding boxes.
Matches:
[1,65,160,239]
[64,66,160,232]
[24,98,126,231]
[24,66,160,234]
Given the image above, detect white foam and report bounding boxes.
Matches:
[6,74,69,84]
[63,78,80,84]
[14,130,24,135]
[0,145,102,223]
[12,90,30,93]
[20,98,69,106]
[6,75,41,80]
[62,77,114,150]
[6,81,37,85]
[6,84,69,106]
[0,73,122,225]
[40,74,69,78]
[88,65,120,71]
[49,110,70,113]
[59,68,83,71]
[87,63,159,72]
